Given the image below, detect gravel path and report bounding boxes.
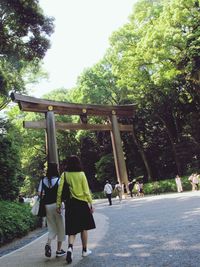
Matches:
[1,191,200,267]
[75,191,200,267]
[0,227,47,257]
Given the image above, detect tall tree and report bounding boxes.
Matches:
[0,0,54,107]
[106,0,200,178]
[0,118,22,200]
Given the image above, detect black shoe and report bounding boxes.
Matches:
[56,249,66,257]
[45,244,51,258]
[66,247,73,264]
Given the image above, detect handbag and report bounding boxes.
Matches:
[31,197,40,215]
[37,196,46,217]
[37,179,46,217]
[61,172,70,205]
[31,179,46,217]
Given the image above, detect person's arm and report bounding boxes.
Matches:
[103,185,106,193]
[82,172,92,204]
[82,173,94,213]
[56,173,65,211]
[109,184,113,192]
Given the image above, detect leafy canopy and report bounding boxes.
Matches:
[0,0,54,103]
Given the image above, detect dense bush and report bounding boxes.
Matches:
[92,191,105,199]
[92,189,118,199]
[0,119,22,201]
[143,176,192,195]
[0,201,39,246]
[95,154,116,184]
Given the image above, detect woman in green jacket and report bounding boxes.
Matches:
[57,155,96,264]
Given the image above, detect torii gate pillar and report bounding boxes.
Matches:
[110,113,129,187]
[46,111,59,165]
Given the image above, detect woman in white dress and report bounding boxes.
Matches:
[175,175,183,193]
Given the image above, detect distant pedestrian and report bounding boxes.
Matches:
[135,181,140,197]
[57,155,96,264]
[192,173,199,190]
[188,173,195,191]
[114,182,122,202]
[104,180,113,205]
[38,163,66,258]
[128,179,136,197]
[175,175,183,193]
[139,180,144,197]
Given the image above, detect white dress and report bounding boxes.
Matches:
[175,177,183,192]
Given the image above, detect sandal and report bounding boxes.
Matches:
[45,244,51,257]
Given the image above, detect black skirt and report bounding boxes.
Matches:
[65,198,96,235]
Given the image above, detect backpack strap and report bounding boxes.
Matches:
[40,178,44,198]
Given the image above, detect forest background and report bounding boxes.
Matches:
[0,0,200,201]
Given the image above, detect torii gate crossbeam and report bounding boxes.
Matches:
[11,93,136,186]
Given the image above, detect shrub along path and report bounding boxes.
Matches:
[1,192,200,267]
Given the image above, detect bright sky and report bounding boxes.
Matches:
[30,0,137,97]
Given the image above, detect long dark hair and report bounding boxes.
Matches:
[65,155,83,172]
[46,163,60,187]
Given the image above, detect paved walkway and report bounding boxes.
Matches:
[1,191,200,267]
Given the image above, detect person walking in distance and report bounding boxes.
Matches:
[57,155,96,264]
[192,173,199,190]
[104,180,113,205]
[114,182,122,202]
[128,179,136,197]
[175,175,183,193]
[38,163,66,258]
[188,173,195,191]
[139,179,144,197]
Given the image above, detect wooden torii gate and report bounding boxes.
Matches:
[11,93,136,187]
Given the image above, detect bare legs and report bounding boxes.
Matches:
[57,241,62,251]
[47,238,63,252]
[81,230,88,250]
[66,232,89,263]
[68,234,76,247]
[68,231,88,250]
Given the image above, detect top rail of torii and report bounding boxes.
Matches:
[10,92,136,117]
[11,92,136,186]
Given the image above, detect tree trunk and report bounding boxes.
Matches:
[132,123,153,181]
[157,114,182,176]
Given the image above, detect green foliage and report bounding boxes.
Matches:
[0,0,54,61]
[93,175,194,198]
[73,57,130,105]
[2,0,200,199]
[92,191,105,199]
[5,107,47,196]
[0,0,54,100]
[105,0,200,179]
[0,201,38,245]
[0,0,54,198]
[143,176,192,195]
[95,154,116,184]
[79,134,101,191]
[0,118,22,200]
